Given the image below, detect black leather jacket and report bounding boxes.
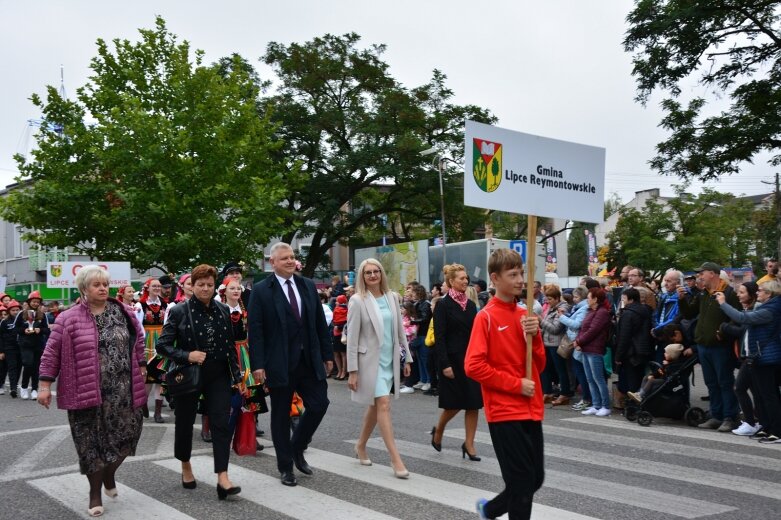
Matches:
[156,297,241,385]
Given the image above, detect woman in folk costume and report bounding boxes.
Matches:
[134,278,168,423]
[219,278,268,438]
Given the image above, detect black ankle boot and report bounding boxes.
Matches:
[154,399,165,423]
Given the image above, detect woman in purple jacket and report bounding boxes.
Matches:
[573,287,612,417]
[38,265,147,517]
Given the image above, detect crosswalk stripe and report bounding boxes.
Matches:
[561,416,781,452]
[28,472,197,519]
[4,427,70,475]
[0,424,69,439]
[1,447,213,484]
[542,424,781,472]
[156,456,401,520]
[446,430,781,500]
[364,437,735,519]
[257,440,600,520]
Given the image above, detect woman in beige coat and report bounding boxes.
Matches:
[347,258,412,478]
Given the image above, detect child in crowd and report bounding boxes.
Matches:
[465,248,545,520]
[401,301,418,346]
[332,295,348,380]
[628,343,685,403]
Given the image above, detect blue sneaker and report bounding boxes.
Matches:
[476,498,490,519]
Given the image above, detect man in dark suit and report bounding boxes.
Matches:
[248,243,333,486]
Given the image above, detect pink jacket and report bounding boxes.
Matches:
[39,298,147,410]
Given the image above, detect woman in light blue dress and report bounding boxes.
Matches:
[347,259,412,478]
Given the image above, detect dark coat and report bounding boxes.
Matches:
[720,296,781,366]
[14,311,49,350]
[615,302,654,366]
[575,306,611,355]
[247,274,333,387]
[678,281,741,347]
[156,297,241,384]
[0,316,20,353]
[433,295,482,410]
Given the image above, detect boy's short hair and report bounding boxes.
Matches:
[489,248,524,276]
[662,323,682,341]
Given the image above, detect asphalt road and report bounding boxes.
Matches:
[1,368,780,520]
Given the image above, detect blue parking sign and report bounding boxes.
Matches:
[509,240,526,263]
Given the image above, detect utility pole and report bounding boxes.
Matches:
[763,173,781,261]
[760,173,781,261]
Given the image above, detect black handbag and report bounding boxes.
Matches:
[166,301,203,397]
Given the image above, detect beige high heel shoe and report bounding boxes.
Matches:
[354,446,372,466]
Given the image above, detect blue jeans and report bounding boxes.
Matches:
[412,337,430,384]
[582,353,610,409]
[572,357,591,402]
[698,345,738,421]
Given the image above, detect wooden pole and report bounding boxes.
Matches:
[525,215,537,378]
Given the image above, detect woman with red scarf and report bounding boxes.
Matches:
[430,263,483,461]
[134,278,168,422]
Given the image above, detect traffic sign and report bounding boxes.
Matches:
[509,240,526,263]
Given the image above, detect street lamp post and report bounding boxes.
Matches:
[421,147,452,265]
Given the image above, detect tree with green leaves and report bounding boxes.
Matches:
[1,17,285,273]
[606,186,756,274]
[260,33,494,276]
[624,1,781,180]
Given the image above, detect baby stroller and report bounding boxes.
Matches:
[624,354,706,427]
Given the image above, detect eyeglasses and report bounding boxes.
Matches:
[364,270,381,277]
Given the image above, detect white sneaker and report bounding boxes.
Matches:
[412,382,425,389]
[732,421,762,436]
[399,386,415,394]
[0,387,5,395]
[581,407,598,415]
[20,388,30,400]
[420,383,431,392]
[595,407,611,417]
[31,390,38,400]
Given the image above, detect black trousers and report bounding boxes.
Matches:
[485,420,545,520]
[735,359,762,426]
[174,360,232,473]
[752,364,781,437]
[20,345,42,390]
[618,362,646,393]
[1,349,21,390]
[269,357,329,473]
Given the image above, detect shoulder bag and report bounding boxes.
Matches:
[557,335,575,359]
[166,301,203,398]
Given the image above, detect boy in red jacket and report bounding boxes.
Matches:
[465,248,545,520]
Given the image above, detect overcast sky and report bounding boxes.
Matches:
[0,0,774,207]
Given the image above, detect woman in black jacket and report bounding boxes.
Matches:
[615,288,653,393]
[15,291,49,400]
[157,264,242,500]
[430,264,482,460]
[719,281,761,436]
[0,300,22,398]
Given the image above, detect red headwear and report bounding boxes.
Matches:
[140,278,156,303]
[174,274,191,303]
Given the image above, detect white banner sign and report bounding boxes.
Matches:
[46,262,132,288]
[464,120,605,223]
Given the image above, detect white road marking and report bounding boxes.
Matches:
[365,437,735,519]
[447,429,781,501]
[156,456,401,520]
[28,472,197,519]
[258,440,599,520]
